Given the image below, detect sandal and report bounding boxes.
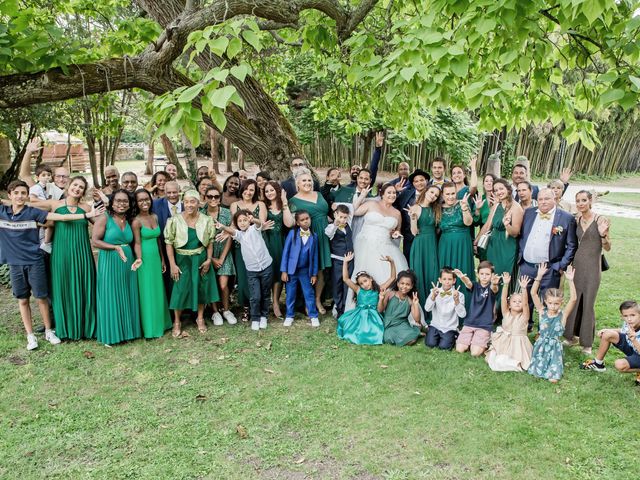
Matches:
[196,318,207,334]
[316,300,326,315]
[241,307,249,323]
[172,321,182,338]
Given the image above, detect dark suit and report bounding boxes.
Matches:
[327,224,354,317]
[281,229,319,319]
[394,186,417,262]
[518,207,577,326]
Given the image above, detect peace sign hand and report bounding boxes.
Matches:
[394,178,407,193]
[473,193,484,210]
[452,286,461,303]
[430,281,441,299]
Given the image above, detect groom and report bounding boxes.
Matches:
[518,188,577,328]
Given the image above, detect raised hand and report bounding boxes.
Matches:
[473,193,485,210]
[460,192,470,206]
[502,272,511,284]
[452,268,465,279]
[87,205,106,218]
[502,210,512,227]
[261,220,275,231]
[281,188,288,204]
[490,273,501,286]
[536,262,548,280]
[411,292,420,305]
[407,204,420,220]
[564,264,575,281]
[394,178,407,193]
[452,286,460,303]
[375,131,385,148]
[469,154,478,171]
[519,275,531,289]
[379,288,387,299]
[560,167,573,184]
[487,192,497,207]
[597,218,610,237]
[380,255,394,263]
[344,251,354,263]
[26,137,43,152]
[627,321,637,337]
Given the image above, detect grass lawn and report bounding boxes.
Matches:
[1,218,638,479]
[598,192,640,209]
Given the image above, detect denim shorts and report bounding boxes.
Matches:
[9,258,48,299]
[613,333,640,369]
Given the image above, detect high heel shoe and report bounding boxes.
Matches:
[172,321,182,338]
[196,318,207,334]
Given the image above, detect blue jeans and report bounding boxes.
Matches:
[246,265,273,322]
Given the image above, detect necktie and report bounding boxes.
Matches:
[538,212,551,220]
[300,230,310,237]
[440,290,452,297]
[171,204,177,216]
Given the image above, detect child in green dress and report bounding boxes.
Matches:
[378,270,424,346]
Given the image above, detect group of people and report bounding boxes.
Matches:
[1,135,638,387]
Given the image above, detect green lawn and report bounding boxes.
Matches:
[598,192,640,209]
[1,218,638,479]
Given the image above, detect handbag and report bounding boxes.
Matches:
[601,254,609,272]
[476,229,492,250]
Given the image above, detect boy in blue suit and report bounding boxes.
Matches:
[281,210,319,327]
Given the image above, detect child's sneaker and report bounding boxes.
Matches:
[580,358,606,372]
[40,242,52,254]
[211,312,224,326]
[332,305,338,319]
[259,317,268,329]
[310,318,320,328]
[223,310,237,325]
[27,333,38,351]
[283,317,294,327]
[45,329,61,345]
[251,321,260,331]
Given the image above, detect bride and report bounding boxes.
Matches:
[345,183,408,310]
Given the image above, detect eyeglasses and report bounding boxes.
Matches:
[113,199,129,204]
[206,194,221,200]
[54,174,69,179]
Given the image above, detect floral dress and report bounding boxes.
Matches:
[528,310,564,380]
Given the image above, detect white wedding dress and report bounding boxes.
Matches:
[345,211,409,310]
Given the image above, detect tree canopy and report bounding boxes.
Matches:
[1,0,639,176]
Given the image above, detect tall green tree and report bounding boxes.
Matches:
[1,0,639,177]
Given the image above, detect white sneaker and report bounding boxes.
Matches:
[40,242,52,254]
[251,321,260,331]
[45,329,61,345]
[283,317,294,327]
[211,312,224,326]
[223,310,237,325]
[27,333,38,350]
[311,318,320,328]
[259,317,268,329]
[332,305,338,319]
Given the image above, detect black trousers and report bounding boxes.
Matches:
[246,265,273,322]
[425,327,457,350]
[331,259,353,317]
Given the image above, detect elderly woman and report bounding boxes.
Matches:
[165,190,219,337]
[196,177,214,208]
[564,190,611,354]
[548,179,574,212]
[289,168,332,314]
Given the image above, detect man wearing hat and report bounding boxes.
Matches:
[394,169,431,262]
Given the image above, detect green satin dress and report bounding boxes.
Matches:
[409,207,439,315]
[382,295,420,346]
[337,289,384,345]
[96,215,141,345]
[50,205,96,340]
[474,193,491,261]
[263,209,284,284]
[170,228,220,311]
[486,204,518,310]
[138,225,171,338]
[289,194,332,270]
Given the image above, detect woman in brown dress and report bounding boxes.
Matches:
[563,190,611,355]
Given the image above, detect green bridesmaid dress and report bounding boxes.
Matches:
[409,207,439,315]
[289,193,332,269]
[473,193,491,261]
[486,204,518,309]
[50,205,96,340]
[96,215,141,345]
[138,224,172,338]
[337,289,384,345]
[170,228,220,311]
[382,295,420,346]
[263,209,284,283]
[213,207,235,276]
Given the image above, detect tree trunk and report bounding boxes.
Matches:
[238,149,245,170]
[145,136,155,175]
[224,137,233,172]
[0,136,10,175]
[160,134,187,179]
[181,130,198,182]
[209,127,220,174]
[0,124,36,189]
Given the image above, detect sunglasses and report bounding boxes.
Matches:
[206,194,221,200]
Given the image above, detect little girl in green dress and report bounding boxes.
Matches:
[379,270,424,346]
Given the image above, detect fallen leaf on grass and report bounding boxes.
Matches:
[265,341,272,350]
[295,457,305,464]
[331,345,338,350]
[414,391,421,395]
[7,355,26,366]
[236,424,248,439]
[217,355,228,360]
[164,348,172,353]
[235,348,253,354]
[195,394,207,402]
[179,331,191,339]
[263,368,275,374]
[48,402,57,409]
[83,351,95,359]
[179,379,187,386]
[379,364,389,369]
[188,358,200,365]
[218,337,229,344]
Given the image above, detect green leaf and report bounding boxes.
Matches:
[229,91,245,109]
[400,66,417,82]
[207,85,237,109]
[230,64,249,82]
[498,50,518,66]
[476,18,496,35]
[448,41,465,56]
[208,36,229,56]
[209,107,227,132]
[599,88,625,106]
[418,30,443,45]
[582,0,604,25]
[177,83,204,103]
[241,30,262,52]
[227,37,242,59]
[451,57,468,78]
[629,75,640,91]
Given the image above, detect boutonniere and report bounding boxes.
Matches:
[551,225,564,236]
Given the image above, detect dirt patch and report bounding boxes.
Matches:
[6,354,27,365]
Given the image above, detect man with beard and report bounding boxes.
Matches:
[18,138,69,200]
[394,169,431,262]
[388,162,411,187]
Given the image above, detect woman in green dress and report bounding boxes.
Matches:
[230,179,267,321]
[263,181,294,318]
[379,270,423,346]
[35,176,97,340]
[476,178,523,311]
[92,190,141,345]
[438,183,475,310]
[289,168,332,314]
[472,173,496,261]
[202,185,237,326]
[165,190,219,336]
[131,189,171,338]
[408,185,442,314]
